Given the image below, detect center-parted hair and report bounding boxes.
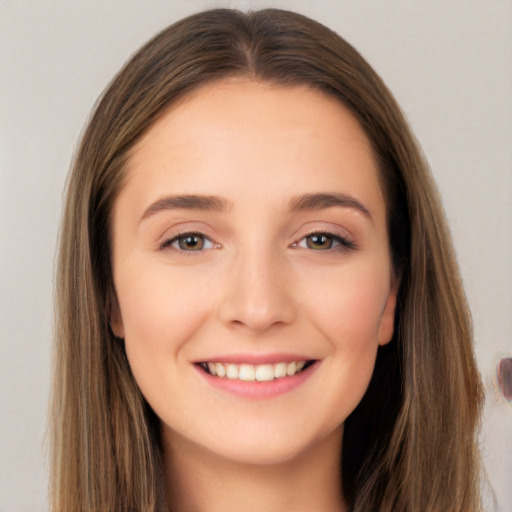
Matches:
[51,8,483,511]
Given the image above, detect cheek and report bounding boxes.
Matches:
[303,263,392,411]
[115,263,213,374]
[307,264,391,346]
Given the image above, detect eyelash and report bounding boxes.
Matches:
[159,230,356,253]
[159,232,217,252]
[293,231,356,251]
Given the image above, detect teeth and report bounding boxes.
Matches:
[255,364,274,381]
[286,361,296,376]
[226,364,239,379]
[215,363,226,377]
[201,360,311,381]
[274,362,287,378]
[239,364,255,381]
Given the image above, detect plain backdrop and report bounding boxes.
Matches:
[0,1,511,510]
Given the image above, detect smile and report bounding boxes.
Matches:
[198,360,315,381]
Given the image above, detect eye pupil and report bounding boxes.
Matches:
[306,234,332,250]
[178,234,204,251]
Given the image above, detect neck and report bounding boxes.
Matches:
[163,427,347,512]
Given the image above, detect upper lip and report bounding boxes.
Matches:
[193,353,316,365]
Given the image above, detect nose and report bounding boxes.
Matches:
[218,247,296,333]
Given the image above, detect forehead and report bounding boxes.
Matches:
[119,79,385,222]
[128,78,375,166]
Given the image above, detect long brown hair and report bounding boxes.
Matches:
[50,8,484,511]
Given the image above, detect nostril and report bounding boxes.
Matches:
[497,357,512,401]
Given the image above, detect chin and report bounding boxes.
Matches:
[214,439,312,466]
[164,417,344,469]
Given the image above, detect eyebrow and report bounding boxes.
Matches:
[288,192,371,219]
[139,191,371,222]
[140,194,230,222]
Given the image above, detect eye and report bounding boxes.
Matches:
[296,232,354,251]
[160,232,216,252]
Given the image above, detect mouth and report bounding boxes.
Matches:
[197,360,317,382]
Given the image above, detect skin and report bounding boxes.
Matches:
[110,79,398,512]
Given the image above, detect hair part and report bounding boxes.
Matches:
[51,8,483,511]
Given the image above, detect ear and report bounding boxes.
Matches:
[107,286,125,339]
[378,277,399,346]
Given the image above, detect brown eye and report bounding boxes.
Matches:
[294,232,355,251]
[177,234,205,251]
[306,234,334,250]
[159,232,217,252]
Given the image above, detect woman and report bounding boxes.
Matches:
[50,8,484,511]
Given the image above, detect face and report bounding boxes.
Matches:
[111,79,398,466]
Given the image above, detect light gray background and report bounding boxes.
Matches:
[1,1,511,510]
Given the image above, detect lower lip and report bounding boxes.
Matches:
[194,362,318,400]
